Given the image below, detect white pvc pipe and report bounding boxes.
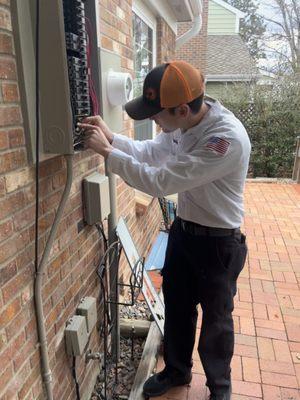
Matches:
[175,0,203,50]
[176,14,202,50]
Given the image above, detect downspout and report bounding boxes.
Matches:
[175,0,203,50]
[34,154,73,400]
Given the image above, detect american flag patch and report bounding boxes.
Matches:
[205,136,230,155]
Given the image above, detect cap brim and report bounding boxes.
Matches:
[125,96,163,120]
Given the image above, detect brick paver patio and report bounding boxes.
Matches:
[149,182,300,400]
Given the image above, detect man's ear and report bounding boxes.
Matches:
[178,104,189,117]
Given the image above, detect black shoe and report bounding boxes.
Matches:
[209,386,231,400]
[143,368,192,397]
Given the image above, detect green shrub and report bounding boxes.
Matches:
[218,77,300,178]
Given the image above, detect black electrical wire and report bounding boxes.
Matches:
[98,268,108,400]
[72,356,81,400]
[95,222,108,252]
[34,0,40,276]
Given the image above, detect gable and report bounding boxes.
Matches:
[208,0,245,35]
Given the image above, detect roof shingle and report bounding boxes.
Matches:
[206,35,258,79]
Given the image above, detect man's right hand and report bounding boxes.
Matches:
[78,116,114,144]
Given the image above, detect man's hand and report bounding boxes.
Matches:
[78,116,114,144]
[79,122,113,158]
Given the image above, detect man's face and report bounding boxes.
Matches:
[150,108,181,133]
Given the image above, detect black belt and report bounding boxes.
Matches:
[179,217,241,238]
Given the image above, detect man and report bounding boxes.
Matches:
[79,60,250,400]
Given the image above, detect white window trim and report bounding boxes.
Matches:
[132,1,157,138]
[132,1,157,67]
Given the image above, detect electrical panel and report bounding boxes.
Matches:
[40,0,99,153]
[11,0,102,158]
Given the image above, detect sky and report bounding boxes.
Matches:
[256,0,292,74]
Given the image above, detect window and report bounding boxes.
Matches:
[132,10,155,140]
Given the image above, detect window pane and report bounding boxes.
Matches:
[133,12,154,140]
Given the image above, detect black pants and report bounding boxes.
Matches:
[161,217,247,395]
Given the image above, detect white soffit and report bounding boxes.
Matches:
[144,0,177,33]
[144,0,197,33]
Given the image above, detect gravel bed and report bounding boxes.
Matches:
[90,298,151,400]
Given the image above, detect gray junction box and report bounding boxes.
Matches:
[83,173,110,225]
[77,297,97,334]
[65,315,89,356]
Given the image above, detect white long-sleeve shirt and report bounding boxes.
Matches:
[107,98,251,228]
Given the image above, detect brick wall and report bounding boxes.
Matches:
[157,17,176,64]
[0,0,174,399]
[175,0,209,74]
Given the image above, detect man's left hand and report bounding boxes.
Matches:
[79,122,113,158]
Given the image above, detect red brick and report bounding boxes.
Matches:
[232,380,262,397]
[260,359,295,375]
[2,82,20,102]
[0,149,27,173]
[0,219,13,242]
[5,306,30,341]
[242,357,261,382]
[0,32,12,53]
[253,303,268,319]
[0,176,5,196]
[230,355,242,381]
[240,317,256,336]
[273,339,292,362]
[2,265,33,304]
[0,57,16,80]
[256,327,287,340]
[8,128,25,148]
[0,297,21,327]
[255,318,285,331]
[0,129,9,149]
[0,7,11,30]
[13,204,35,231]
[0,105,21,126]
[285,323,300,342]
[235,343,258,358]
[0,330,25,369]
[262,384,281,400]
[0,230,31,264]
[0,190,25,219]
[257,337,275,360]
[0,363,13,393]
[261,371,298,388]
[1,361,31,399]
[0,259,17,286]
[13,336,36,372]
[280,387,300,400]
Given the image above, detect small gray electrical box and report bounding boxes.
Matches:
[65,315,89,356]
[77,297,97,333]
[83,173,110,225]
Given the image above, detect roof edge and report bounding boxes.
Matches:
[206,74,260,82]
[211,0,245,18]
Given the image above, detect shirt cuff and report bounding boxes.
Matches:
[106,148,129,173]
[111,133,131,149]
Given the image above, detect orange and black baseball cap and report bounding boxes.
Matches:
[125,60,205,120]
